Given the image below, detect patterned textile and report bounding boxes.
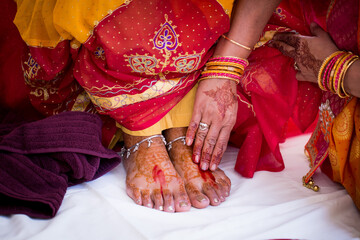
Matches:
[14,0,232,146]
[301,0,360,209]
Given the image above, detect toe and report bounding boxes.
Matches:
[162,189,175,212]
[152,189,164,211]
[141,190,153,208]
[216,178,231,197]
[173,186,191,212]
[185,182,209,209]
[202,182,221,206]
[126,186,142,205]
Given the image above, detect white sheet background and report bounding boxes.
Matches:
[1,134,360,240]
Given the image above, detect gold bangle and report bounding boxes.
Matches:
[204,66,244,75]
[339,56,359,98]
[331,53,351,93]
[205,61,246,71]
[221,35,253,51]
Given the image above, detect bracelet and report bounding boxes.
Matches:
[318,51,343,90]
[338,57,358,98]
[317,51,358,98]
[221,35,253,51]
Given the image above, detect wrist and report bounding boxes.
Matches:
[343,60,360,97]
[213,37,251,59]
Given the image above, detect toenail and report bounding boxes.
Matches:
[147,203,152,208]
[195,155,199,163]
[201,163,208,171]
[168,206,174,211]
[211,164,216,171]
[179,201,189,208]
[214,198,219,203]
[158,206,164,211]
[196,196,207,202]
[136,199,141,204]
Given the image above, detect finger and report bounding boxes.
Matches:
[310,22,328,38]
[192,121,210,164]
[269,40,297,59]
[186,113,201,146]
[199,124,221,171]
[273,32,298,47]
[209,126,231,171]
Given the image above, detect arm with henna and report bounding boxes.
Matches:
[270,22,360,98]
[186,0,282,172]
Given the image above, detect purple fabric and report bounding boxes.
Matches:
[0,111,121,219]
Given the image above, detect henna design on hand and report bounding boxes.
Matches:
[203,81,237,118]
[296,40,323,76]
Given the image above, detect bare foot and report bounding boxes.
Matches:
[122,133,191,212]
[164,127,231,209]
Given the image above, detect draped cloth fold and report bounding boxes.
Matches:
[0,111,121,218]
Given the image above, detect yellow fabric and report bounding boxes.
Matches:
[14,0,128,47]
[14,0,234,48]
[327,98,360,209]
[119,84,197,136]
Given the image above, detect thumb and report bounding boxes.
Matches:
[310,22,327,37]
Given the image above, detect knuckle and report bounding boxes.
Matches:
[206,137,217,147]
[188,121,198,131]
[197,131,207,139]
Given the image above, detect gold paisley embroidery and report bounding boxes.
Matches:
[333,107,353,141]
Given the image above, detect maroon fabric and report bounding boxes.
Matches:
[0,111,121,219]
[0,0,29,110]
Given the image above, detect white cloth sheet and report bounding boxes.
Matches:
[1,134,360,240]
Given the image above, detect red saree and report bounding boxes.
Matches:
[18,0,231,147]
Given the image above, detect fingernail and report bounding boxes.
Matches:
[225,192,229,197]
[147,203,152,208]
[214,198,219,203]
[168,206,174,211]
[201,163,208,171]
[158,206,164,211]
[136,199,141,204]
[186,139,192,146]
[210,164,217,171]
[179,201,189,208]
[194,155,199,163]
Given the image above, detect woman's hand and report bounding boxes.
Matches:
[186,79,238,171]
[269,23,339,83]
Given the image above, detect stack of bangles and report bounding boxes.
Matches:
[318,51,359,98]
[199,56,249,84]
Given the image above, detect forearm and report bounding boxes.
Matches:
[214,0,282,58]
[343,60,360,98]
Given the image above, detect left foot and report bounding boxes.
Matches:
[164,127,231,209]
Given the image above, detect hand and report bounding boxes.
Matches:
[269,22,339,83]
[186,79,238,171]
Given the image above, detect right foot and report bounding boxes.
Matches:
[164,128,231,209]
[122,133,191,212]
